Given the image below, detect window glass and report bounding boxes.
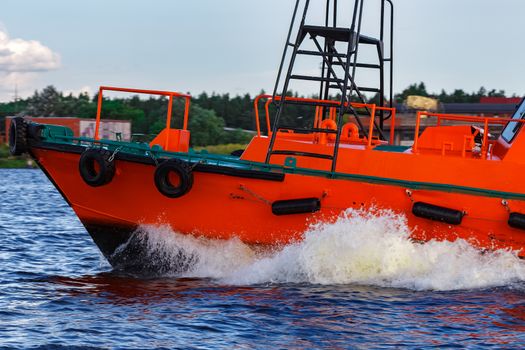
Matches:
[501,100,525,143]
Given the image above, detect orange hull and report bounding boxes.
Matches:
[11,2,525,270]
[29,139,525,263]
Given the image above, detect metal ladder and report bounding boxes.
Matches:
[265,0,394,173]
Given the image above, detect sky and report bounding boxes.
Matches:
[0,0,523,102]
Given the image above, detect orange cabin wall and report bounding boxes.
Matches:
[149,129,190,153]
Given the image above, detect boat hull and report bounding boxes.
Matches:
[28,143,525,264]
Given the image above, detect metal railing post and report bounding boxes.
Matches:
[165,94,174,150]
[413,111,422,153]
[95,87,104,140]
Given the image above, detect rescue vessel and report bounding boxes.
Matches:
[9,0,525,268]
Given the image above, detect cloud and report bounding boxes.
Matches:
[0,27,61,101]
[0,29,60,72]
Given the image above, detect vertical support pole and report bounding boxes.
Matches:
[95,87,104,140]
[254,96,262,137]
[389,108,396,145]
[265,99,272,135]
[272,0,302,99]
[482,118,489,160]
[266,0,312,164]
[367,104,377,148]
[183,96,190,130]
[314,106,320,130]
[413,111,422,153]
[165,94,174,150]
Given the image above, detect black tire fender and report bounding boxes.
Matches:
[9,117,29,156]
[154,159,194,198]
[79,148,116,187]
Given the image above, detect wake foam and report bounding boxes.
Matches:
[118,209,525,291]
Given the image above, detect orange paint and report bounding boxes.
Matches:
[23,90,525,260]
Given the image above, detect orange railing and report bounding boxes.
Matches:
[253,94,397,146]
[413,111,525,159]
[95,86,191,148]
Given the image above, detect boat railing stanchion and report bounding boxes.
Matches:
[389,107,396,145]
[367,104,377,149]
[165,94,174,150]
[481,118,489,160]
[413,111,423,153]
[95,87,104,141]
[253,95,262,137]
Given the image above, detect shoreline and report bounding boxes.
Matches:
[0,144,36,169]
[0,158,35,169]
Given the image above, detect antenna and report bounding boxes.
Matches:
[14,84,19,114]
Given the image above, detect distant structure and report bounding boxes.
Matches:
[3,117,132,144]
[397,96,521,117]
[389,96,523,145]
[480,97,522,104]
[441,97,520,117]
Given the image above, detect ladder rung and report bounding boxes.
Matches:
[270,150,334,160]
[296,50,348,58]
[301,25,356,43]
[290,75,344,84]
[332,62,381,69]
[358,34,380,45]
[357,87,381,93]
[328,85,381,93]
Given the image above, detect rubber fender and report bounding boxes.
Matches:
[79,148,116,187]
[412,202,463,225]
[154,159,194,198]
[509,213,525,230]
[9,117,29,156]
[272,198,321,216]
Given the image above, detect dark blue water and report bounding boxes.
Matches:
[1,169,525,349]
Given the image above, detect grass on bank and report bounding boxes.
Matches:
[0,144,35,169]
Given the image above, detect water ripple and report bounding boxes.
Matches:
[1,169,525,348]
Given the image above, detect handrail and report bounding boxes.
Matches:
[413,111,525,159]
[253,94,397,144]
[94,86,191,150]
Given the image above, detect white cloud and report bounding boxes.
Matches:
[0,30,60,72]
[0,27,61,101]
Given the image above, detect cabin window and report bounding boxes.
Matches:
[501,99,525,143]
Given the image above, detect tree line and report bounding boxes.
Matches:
[0,83,519,146]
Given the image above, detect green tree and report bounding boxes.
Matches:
[188,105,226,146]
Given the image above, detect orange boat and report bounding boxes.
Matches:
[9,0,525,268]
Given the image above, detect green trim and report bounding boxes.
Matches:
[373,145,411,153]
[40,125,525,201]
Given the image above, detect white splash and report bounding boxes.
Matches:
[132,209,525,291]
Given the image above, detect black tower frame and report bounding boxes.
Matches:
[265,0,394,173]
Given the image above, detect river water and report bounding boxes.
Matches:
[1,169,525,349]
